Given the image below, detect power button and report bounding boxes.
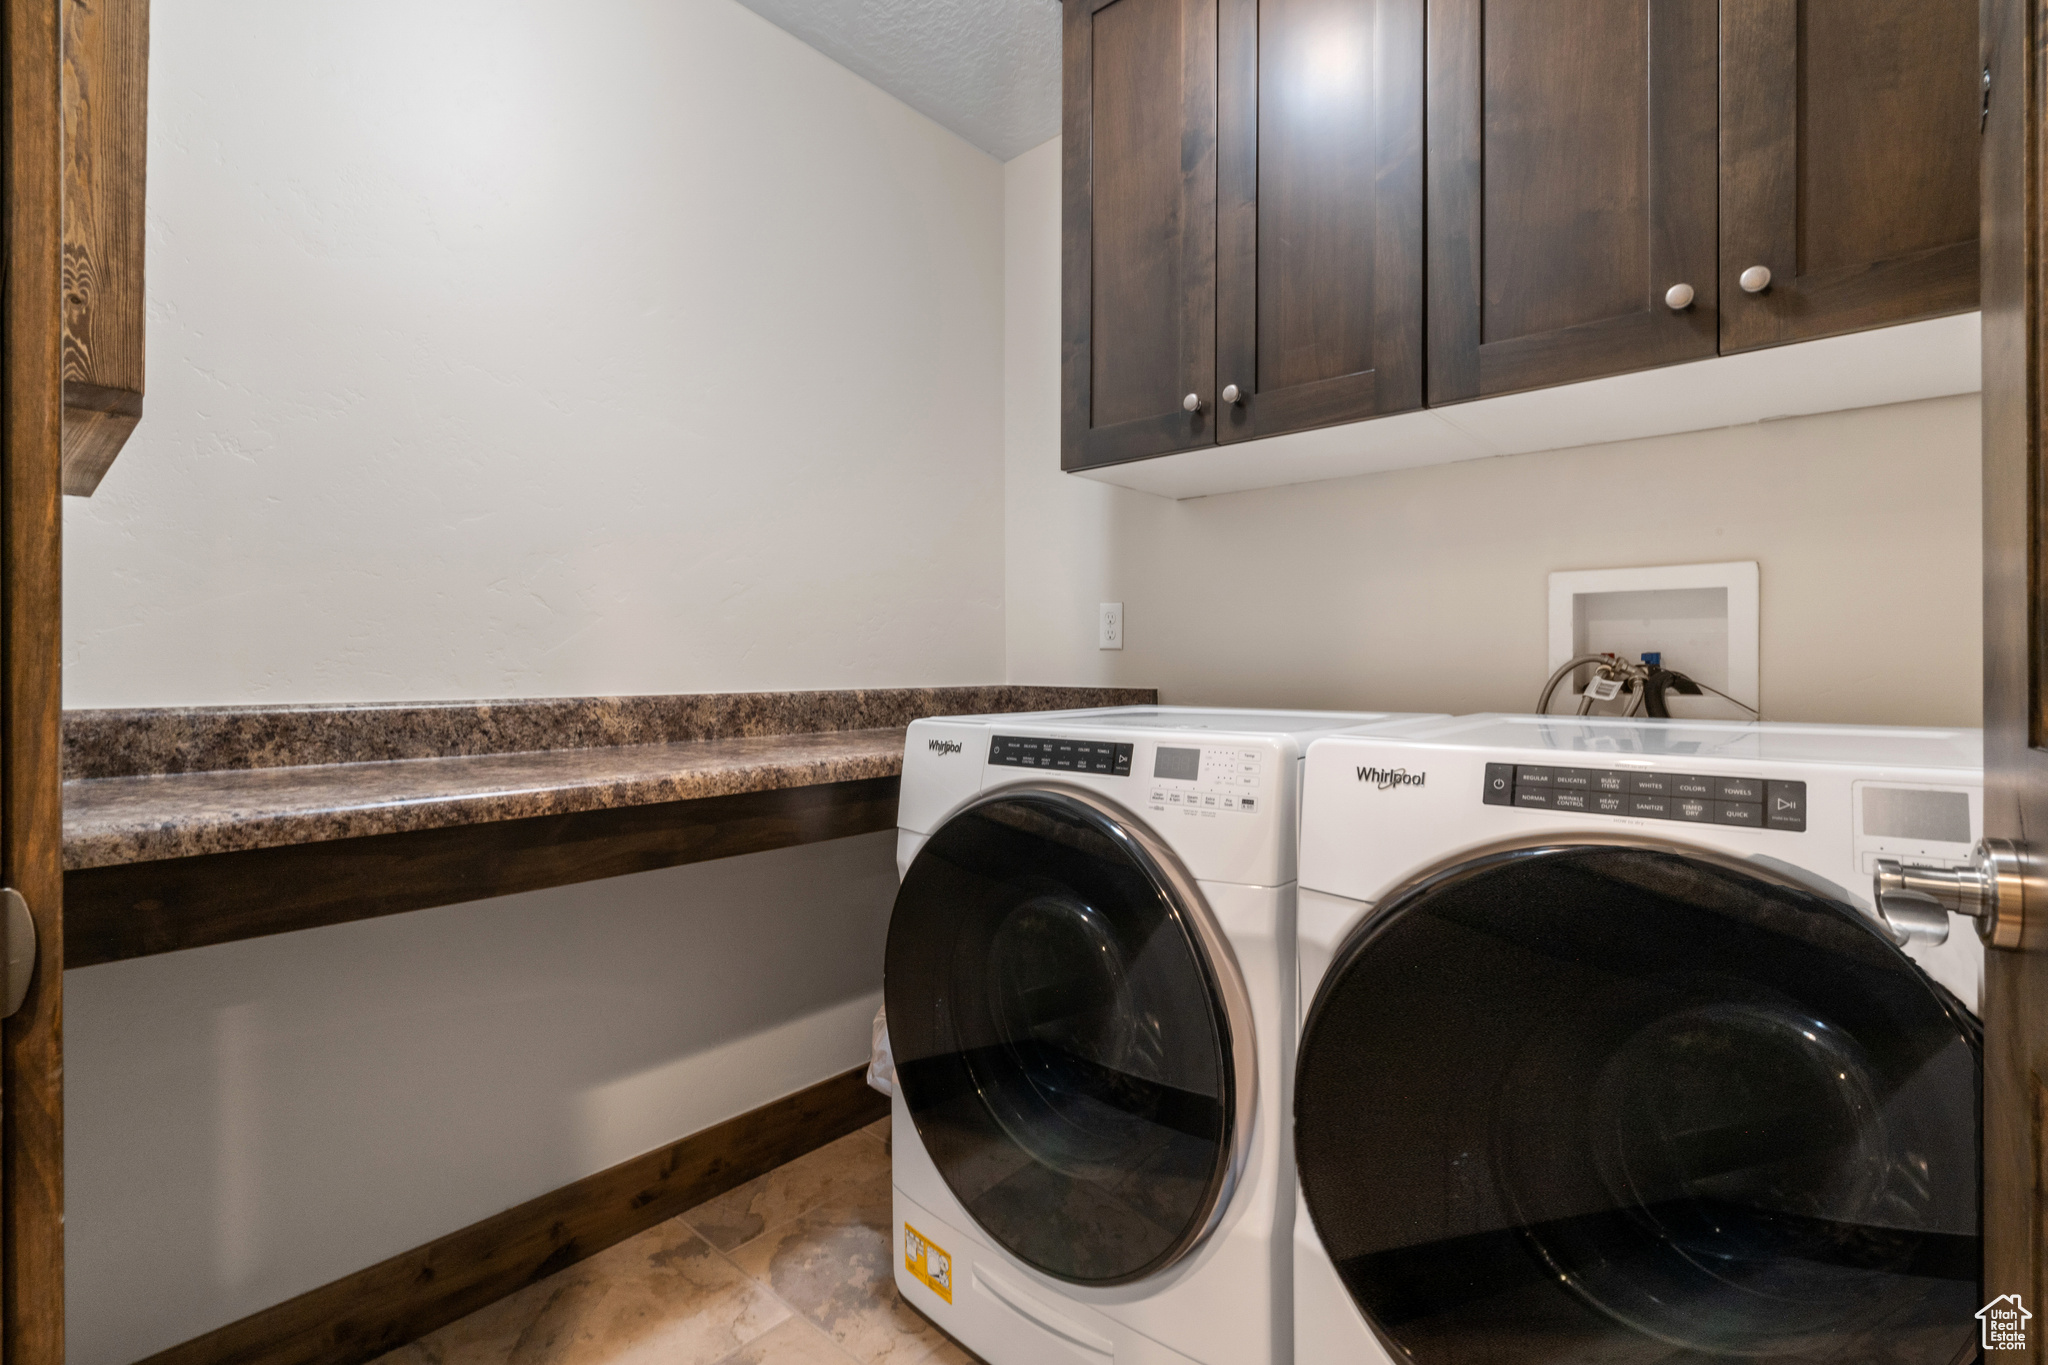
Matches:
[1482,763,1514,806]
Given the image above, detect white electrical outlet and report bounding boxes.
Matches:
[1098,602,1124,651]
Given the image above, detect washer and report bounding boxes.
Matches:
[885,706,1446,1365]
[1291,714,1985,1365]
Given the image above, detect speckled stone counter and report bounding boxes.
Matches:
[63,686,1155,870]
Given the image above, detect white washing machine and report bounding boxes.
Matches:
[1290,714,1986,1365]
[884,706,1445,1365]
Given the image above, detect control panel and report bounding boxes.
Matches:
[1484,763,1806,833]
[1149,744,1264,815]
[988,735,1134,775]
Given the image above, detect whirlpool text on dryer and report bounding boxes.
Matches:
[1356,766,1426,789]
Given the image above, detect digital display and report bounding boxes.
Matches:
[1154,746,1201,781]
[1863,787,1971,843]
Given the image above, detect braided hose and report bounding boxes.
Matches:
[1536,653,1622,716]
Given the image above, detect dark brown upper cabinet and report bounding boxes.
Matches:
[1718,0,1980,354]
[1425,0,1719,405]
[1214,0,1425,443]
[1062,0,1219,471]
[1064,0,1982,486]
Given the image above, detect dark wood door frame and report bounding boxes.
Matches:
[1982,0,2048,1347]
[3,0,68,1360]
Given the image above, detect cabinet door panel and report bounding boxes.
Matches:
[1062,0,1218,470]
[1481,3,1647,342]
[1427,0,1718,403]
[1215,0,1423,441]
[1719,0,1979,353]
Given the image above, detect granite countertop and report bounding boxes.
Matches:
[61,686,1155,872]
[63,728,908,870]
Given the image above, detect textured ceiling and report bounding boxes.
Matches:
[733,0,1062,160]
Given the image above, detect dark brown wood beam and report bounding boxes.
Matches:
[59,0,148,496]
[64,774,901,968]
[135,1065,889,1365]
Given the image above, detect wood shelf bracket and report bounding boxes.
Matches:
[60,0,148,497]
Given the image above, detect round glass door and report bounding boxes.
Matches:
[885,788,1248,1286]
[1295,841,1980,1364]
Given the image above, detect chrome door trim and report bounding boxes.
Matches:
[938,782,1260,1283]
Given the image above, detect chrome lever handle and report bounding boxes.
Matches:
[1874,837,2028,949]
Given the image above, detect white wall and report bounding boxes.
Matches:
[63,3,1006,1359]
[67,835,898,1365]
[62,0,1005,708]
[1003,137,1984,727]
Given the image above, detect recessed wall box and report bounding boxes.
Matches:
[1548,562,1760,718]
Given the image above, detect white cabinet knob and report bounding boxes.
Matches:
[1183,393,1203,413]
[1663,283,1694,311]
[1221,384,1242,405]
[1740,265,1773,294]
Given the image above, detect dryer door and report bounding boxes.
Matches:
[1295,840,1980,1365]
[886,787,1254,1286]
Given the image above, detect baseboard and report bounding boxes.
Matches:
[135,1065,889,1365]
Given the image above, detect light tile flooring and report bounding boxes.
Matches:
[376,1119,982,1365]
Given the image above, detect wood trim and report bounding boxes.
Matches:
[1212,0,1256,439]
[59,377,138,496]
[1423,0,1482,404]
[1982,0,2048,1341]
[135,1066,890,1365]
[59,0,147,496]
[64,775,902,968]
[3,0,68,1358]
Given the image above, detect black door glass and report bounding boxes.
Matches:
[1295,845,1980,1364]
[886,792,1235,1285]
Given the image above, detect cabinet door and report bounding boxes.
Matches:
[1426,0,1719,404]
[1214,0,1424,442]
[1718,0,1979,354]
[1061,0,1218,471]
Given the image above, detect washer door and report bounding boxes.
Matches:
[885,787,1253,1286]
[1296,840,1980,1364]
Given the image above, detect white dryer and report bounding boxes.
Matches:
[1291,714,1985,1365]
[884,706,1444,1365]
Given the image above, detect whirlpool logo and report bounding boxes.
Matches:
[927,739,963,756]
[1357,766,1426,790]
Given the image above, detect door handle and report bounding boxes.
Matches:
[1,888,35,1017]
[1874,838,2029,949]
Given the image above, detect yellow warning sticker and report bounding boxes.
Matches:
[904,1221,953,1303]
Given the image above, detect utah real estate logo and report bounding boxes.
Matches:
[1980,1294,2031,1351]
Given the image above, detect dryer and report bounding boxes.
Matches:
[1292,714,1984,1365]
[885,706,1444,1365]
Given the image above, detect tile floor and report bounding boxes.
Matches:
[376,1118,982,1365]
